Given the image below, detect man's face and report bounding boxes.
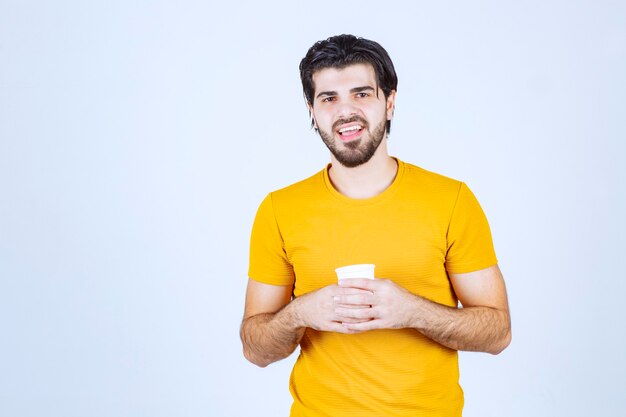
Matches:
[309,63,395,168]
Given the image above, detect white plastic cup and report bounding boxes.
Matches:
[335,264,376,280]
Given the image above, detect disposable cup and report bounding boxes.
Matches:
[335,264,375,280]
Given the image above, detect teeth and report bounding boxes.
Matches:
[339,125,362,133]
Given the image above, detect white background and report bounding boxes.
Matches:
[1,1,625,416]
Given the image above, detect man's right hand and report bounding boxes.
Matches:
[241,279,373,367]
[292,284,373,333]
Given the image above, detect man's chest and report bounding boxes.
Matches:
[278,203,452,299]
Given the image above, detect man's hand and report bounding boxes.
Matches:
[332,266,512,354]
[241,278,376,367]
[334,278,418,332]
[294,284,373,332]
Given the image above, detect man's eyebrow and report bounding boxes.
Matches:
[316,86,376,99]
[316,90,337,99]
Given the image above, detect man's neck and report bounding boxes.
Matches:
[328,143,398,199]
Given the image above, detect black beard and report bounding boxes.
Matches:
[318,117,387,168]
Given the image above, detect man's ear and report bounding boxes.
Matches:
[307,102,317,129]
[386,90,397,120]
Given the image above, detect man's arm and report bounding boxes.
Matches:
[240,279,302,368]
[335,265,512,354]
[240,278,370,367]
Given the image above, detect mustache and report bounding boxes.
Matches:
[332,116,369,131]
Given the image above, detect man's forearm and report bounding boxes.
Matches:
[410,296,511,354]
[240,301,306,367]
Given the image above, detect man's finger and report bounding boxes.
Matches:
[342,319,381,332]
[334,287,373,296]
[338,278,379,290]
[335,293,374,305]
[326,321,364,334]
[340,317,371,324]
[335,306,376,320]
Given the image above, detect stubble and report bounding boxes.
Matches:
[318,117,387,168]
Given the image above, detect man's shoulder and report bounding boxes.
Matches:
[400,160,463,194]
[267,166,328,202]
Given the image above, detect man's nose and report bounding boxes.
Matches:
[336,100,359,119]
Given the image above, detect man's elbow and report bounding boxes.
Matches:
[489,329,512,355]
[242,347,272,368]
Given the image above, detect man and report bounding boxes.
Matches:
[240,34,511,416]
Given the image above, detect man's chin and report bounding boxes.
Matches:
[341,138,362,150]
[333,149,374,168]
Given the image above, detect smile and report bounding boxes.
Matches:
[337,124,364,141]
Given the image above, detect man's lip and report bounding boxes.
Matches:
[336,125,365,142]
[335,122,365,133]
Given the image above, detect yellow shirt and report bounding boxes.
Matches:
[249,159,497,416]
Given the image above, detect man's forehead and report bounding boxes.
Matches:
[312,63,378,93]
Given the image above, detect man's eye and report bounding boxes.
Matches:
[322,97,336,102]
[356,92,369,98]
